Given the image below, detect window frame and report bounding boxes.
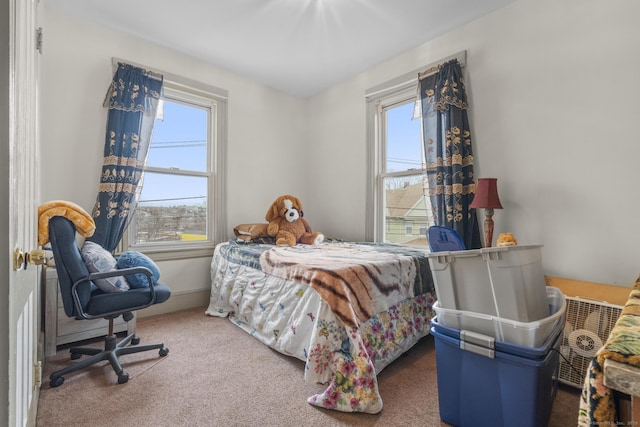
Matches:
[365,52,466,243]
[366,84,427,243]
[115,59,227,261]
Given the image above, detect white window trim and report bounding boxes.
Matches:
[367,91,423,242]
[365,51,466,242]
[113,58,227,261]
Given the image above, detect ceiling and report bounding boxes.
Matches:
[44,0,516,98]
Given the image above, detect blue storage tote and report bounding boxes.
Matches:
[431,315,563,360]
[431,321,561,427]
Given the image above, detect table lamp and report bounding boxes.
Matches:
[470,178,503,247]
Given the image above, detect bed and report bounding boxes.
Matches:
[205,239,436,413]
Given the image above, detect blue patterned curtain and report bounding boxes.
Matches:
[420,59,481,249]
[88,63,163,252]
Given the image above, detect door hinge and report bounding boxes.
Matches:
[34,361,42,388]
[36,27,43,54]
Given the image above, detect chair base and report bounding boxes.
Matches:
[49,333,169,387]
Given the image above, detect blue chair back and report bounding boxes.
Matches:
[428,226,466,252]
[49,216,94,318]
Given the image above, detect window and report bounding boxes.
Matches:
[123,70,227,258]
[366,79,434,246]
[405,223,413,235]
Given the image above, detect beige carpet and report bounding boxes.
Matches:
[36,307,580,426]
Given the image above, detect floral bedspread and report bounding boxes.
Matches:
[579,275,640,425]
[205,240,436,413]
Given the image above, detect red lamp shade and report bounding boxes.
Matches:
[470,178,503,209]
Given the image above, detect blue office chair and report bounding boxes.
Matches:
[47,216,171,387]
[427,225,466,252]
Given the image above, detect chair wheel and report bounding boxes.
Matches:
[70,353,82,360]
[117,372,129,384]
[159,347,169,357]
[131,336,140,345]
[50,376,64,387]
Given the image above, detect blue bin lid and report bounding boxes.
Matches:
[430,323,561,365]
[430,315,563,360]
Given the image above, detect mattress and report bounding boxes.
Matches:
[206,240,436,413]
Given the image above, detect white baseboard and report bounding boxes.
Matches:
[137,289,210,318]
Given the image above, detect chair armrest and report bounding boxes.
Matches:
[70,266,158,320]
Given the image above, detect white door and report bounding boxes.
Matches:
[8,0,41,426]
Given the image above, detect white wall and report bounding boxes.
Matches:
[40,9,308,306]
[42,0,640,291]
[307,0,640,286]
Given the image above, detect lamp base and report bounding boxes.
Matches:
[483,208,495,248]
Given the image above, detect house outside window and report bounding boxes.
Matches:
[123,70,227,259]
[366,82,434,246]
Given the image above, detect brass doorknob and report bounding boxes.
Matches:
[27,249,47,266]
[13,248,25,271]
[13,248,47,270]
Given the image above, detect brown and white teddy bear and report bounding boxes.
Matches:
[265,195,324,246]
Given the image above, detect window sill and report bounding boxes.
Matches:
[121,244,215,262]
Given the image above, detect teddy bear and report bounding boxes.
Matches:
[265,195,324,246]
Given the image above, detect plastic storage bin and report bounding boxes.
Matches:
[430,315,563,360]
[433,286,566,348]
[431,321,561,427]
[427,244,549,322]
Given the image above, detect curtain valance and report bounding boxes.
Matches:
[103,62,163,115]
[419,59,469,111]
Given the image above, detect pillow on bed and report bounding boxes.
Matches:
[243,236,277,244]
[116,251,160,289]
[80,241,129,292]
[233,223,269,242]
